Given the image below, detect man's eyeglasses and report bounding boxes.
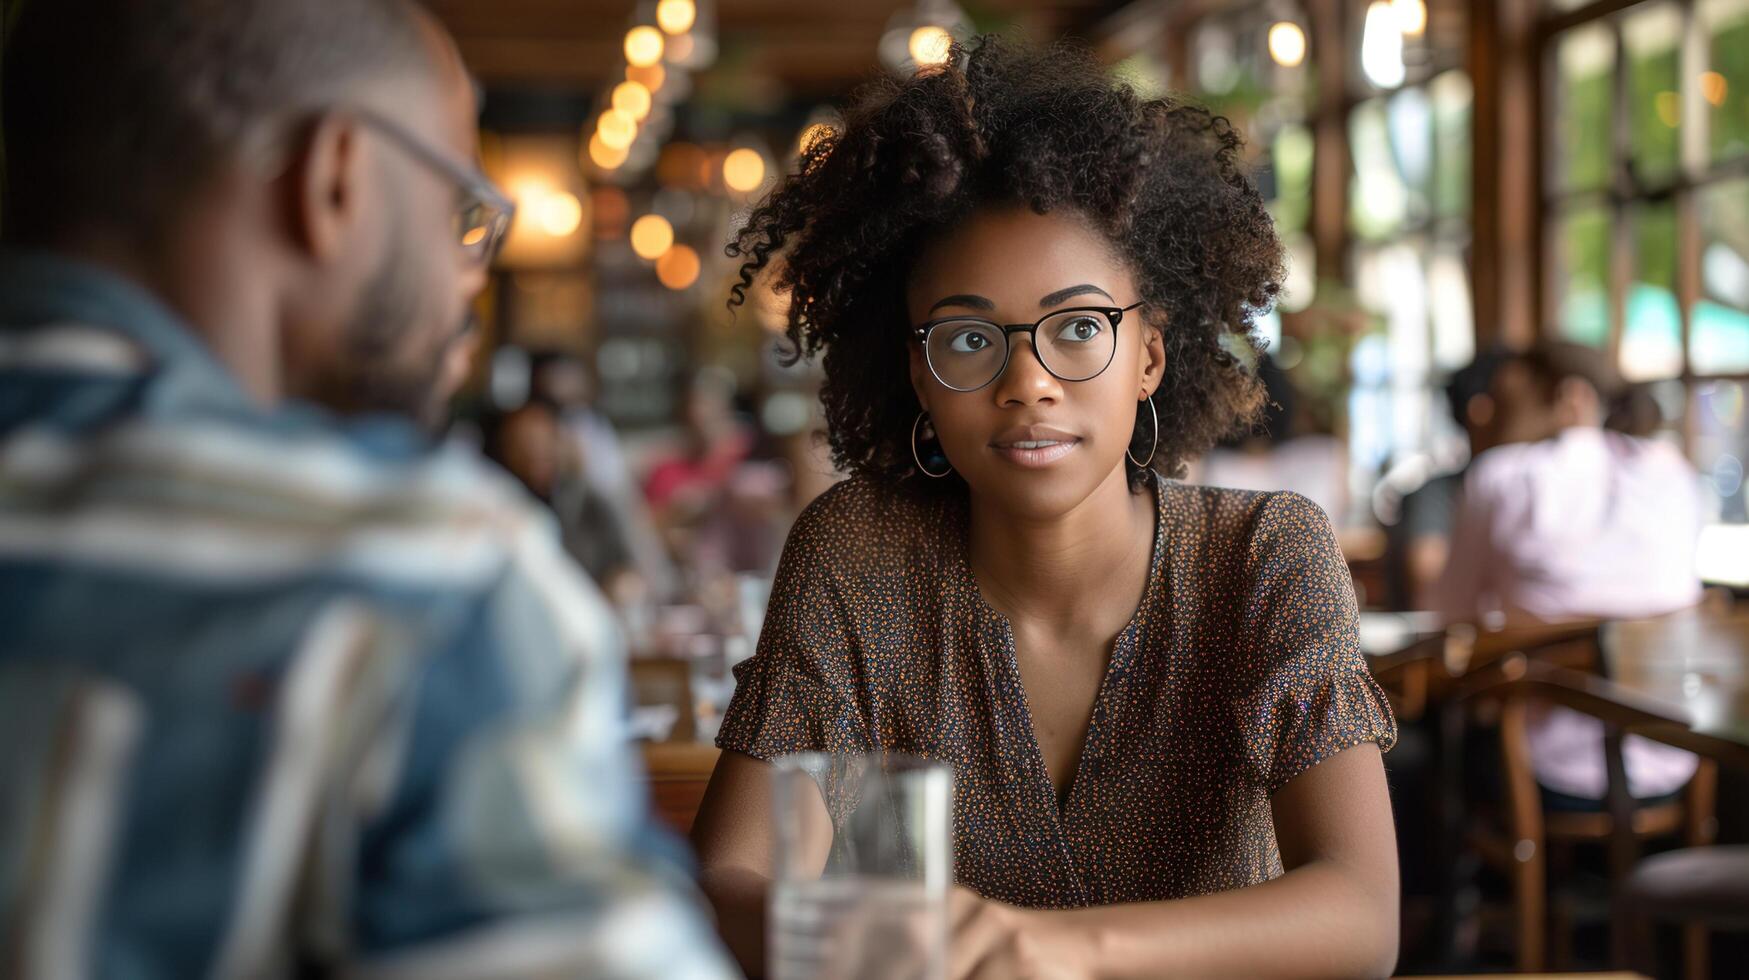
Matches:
[912,302,1144,392]
[348,108,515,265]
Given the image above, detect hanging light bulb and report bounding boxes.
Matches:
[630,214,675,260]
[625,26,665,68]
[656,244,701,290]
[588,133,628,170]
[723,148,766,193]
[612,80,653,122]
[1267,21,1307,68]
[597,109,637,151]
[655,0,696,35]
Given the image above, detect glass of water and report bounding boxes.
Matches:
[769,752,953,980]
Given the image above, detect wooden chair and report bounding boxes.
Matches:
[1458,656,1717,975]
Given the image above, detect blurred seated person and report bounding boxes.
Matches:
[531,350,632,499]
[643,366,753,525]
[1385,346,1510,610]
[0,1,731,975]
[482,400,640,596]
[531,350,679,600]
[1189,352,1349,524]
[1434,342,1703,807]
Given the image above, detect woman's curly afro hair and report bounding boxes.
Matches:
[728,36,1282,492]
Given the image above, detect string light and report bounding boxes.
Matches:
[656,0,696,35]
[612,80,653,121]
[625,26,664,67]
[597,109,637,151]
[723,148,766,193]
[656,244,701,290]
[1267,22,1307,67]
[630,214,675,260]
[588,133,628,170]
[627,63,666,92]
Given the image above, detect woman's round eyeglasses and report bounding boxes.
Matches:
[912,302,1144,393]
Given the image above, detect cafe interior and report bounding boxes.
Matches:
[412,0,1749,975]
[6,0,1749,977]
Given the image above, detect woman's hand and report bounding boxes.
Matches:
[949,886,1092,980]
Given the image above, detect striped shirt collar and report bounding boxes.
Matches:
[0,249,255,419]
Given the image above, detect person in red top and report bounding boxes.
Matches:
[644,366,754,517]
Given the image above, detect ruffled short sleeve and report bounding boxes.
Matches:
[1232,492,1398,793]
[716,491,871,761]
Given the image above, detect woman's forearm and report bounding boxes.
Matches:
[699,865,771,977]
[1051,859,1398,980]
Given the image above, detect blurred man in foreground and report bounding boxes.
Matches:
[1434,343,1703,806]
[0,1,732,977]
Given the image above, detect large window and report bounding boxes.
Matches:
[1347,41,1475,506]
[1542,0,1749,522]
[1184,1,1474,524]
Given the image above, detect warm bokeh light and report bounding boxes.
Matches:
[1701,70,1729,107]
[597,109,638,151]
[797,123,835,155]
[668,33,696,63]
[534,191,583,237]
[588,132,628,170]
[656,244,701,290]
[723,147,766,193]
[656,0,696,35]
[1391,0,1427,37]
[627,63,666,93]
[613,81,653,121]
[630,213,675,260]
[908,26,952,66]
[1267,22,1307,68]
[625,25,665,67]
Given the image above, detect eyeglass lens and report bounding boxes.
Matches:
[925,309,1119,391]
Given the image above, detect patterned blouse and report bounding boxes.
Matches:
[716,473,1397,909]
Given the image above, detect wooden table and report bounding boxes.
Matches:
[642,740,720,835]
[1601,609,1749,769]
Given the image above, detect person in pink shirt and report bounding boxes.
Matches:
[1435,342,1704,803]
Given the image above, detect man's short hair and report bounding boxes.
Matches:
[3,0,432,245]
[1515,341,1625,404]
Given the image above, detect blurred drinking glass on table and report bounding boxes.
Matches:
[769,753,953,980]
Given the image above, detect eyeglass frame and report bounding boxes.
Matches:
[341,107,516,265]
[911,301,1145,393]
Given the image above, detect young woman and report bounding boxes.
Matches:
[691,37,1399,979]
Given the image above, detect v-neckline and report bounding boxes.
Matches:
[952,475,1169,832]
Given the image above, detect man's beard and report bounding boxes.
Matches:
[331,244,454,433]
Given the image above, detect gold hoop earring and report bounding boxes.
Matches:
[912,411,953,479]
[1127,396,1159,468]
